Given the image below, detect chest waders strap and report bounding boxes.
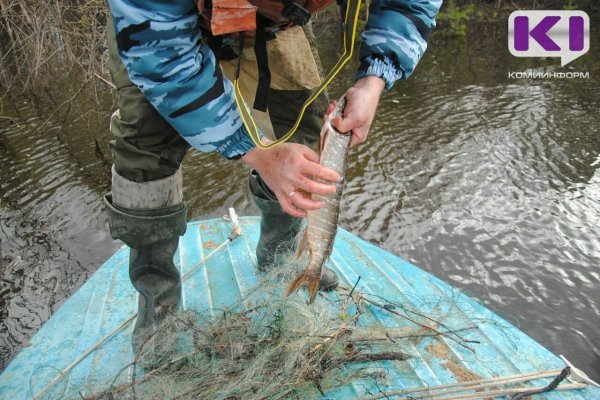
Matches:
[252,16,271,112]
[233,0,362,149]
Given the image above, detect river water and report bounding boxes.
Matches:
[1,16,599,382]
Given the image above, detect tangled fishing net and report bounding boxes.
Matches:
[66,251,491,400]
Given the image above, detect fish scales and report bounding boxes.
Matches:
[286,96,351,303]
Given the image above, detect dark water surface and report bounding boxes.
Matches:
[1,17,599,382]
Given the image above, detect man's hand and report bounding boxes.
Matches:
[242,143,340,218]
[331,76,385,147]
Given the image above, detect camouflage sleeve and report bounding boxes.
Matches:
[107,0,256,159]
[356,0,442,90]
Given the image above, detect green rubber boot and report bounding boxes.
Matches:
[248,170,338,291]
[104,168,187,355]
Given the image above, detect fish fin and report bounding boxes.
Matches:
[285,270,321,304]
[296,228,308,259]
[319,129,328,154]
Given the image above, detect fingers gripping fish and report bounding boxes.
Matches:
[285,96,351,303]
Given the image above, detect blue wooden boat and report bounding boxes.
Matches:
[1,215,598,399]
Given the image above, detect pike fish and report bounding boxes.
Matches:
[285,96,351,303]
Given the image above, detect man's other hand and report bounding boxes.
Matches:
[331,76,385,147]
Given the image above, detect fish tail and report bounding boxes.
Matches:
[306,277,320,304]
[285,270,321,304]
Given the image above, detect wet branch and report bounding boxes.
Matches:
[339,287,476,353]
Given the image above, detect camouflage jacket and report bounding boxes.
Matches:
[107,0,441,159]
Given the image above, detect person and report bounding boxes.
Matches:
[103,0,441,353]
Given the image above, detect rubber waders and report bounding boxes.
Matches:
[248,170,338,291]
[104,167,186,355]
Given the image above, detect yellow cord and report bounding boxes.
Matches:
[233,0,362,149]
